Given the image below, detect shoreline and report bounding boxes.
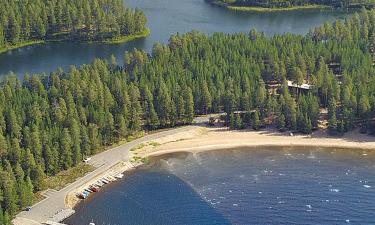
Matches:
[134,127,375,159]
[227,5,331,12]
[206,0,332,12]
[0,40,45,54]
[65,161,143,209]
[0,28,150,55]
[101,28,151,44]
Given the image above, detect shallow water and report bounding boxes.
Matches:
[0,0,350,76]
[65,148,375,225]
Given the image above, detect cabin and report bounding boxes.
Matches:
[266,80,280,95]
[287,80,314,95]
[328,62,342,75]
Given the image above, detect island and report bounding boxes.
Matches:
[0,0,149,54]
[207,0,375,11]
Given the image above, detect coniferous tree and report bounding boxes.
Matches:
[277,112,286,132]
[0,0,148,51]
[252,110,261,130]
[328,98,338,134]
[200,81,212,114]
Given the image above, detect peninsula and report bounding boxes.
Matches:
[0,0,148,54]
[207,0,375,11]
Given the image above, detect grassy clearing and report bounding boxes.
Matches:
[0,40,45,54]
[43,163,95,191]
[227,4,331,12]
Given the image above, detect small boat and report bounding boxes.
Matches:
[101,179,109,184]
[96,181,104,187]
[89,223,95,225]
[106,176,116,181]
[115,173,124,179]
[78,192,88,199]
[90,186,99,192]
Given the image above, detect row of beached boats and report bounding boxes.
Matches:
[77,172,125,199]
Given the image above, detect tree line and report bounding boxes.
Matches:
[2,8,375,224]
[0,0,147,50]
[214,0,375,8]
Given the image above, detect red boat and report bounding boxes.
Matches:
[89,186,99,192]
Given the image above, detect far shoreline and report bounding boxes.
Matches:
[227,5,331,12]
[206,0,332,12]
[0,28,151,55]
[204,0,368,12]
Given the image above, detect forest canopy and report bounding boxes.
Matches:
[0,0,147,52]
[1,7,375,225]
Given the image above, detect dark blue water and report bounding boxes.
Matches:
[0,0,351,76]
[66,170,230,225]
[65,148,375,225]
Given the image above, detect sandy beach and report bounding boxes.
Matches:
[132,126,375,159]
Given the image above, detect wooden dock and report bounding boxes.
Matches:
[44,209,75,225]
[44,221,67,225]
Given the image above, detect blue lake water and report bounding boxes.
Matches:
[65,148,375,225]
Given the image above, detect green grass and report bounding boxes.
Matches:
[227,4,331,12]
[149,141,161,147]
[0,40,45,54]
[131,156,149,164]
[130,143,146,152]
[141,157,150,164]
[43,163,95,191]
[102,28,151,44]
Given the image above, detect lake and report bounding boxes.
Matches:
[65,148,375,225]
[0,0,351,76]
